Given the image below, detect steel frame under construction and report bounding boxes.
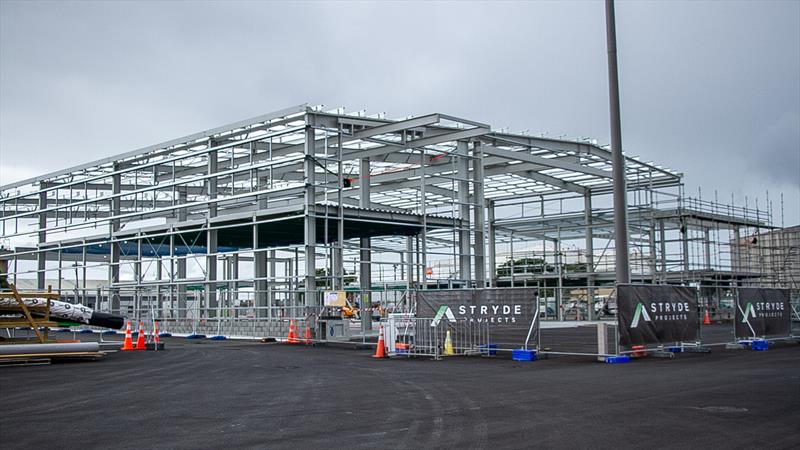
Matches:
[1,104,796,334]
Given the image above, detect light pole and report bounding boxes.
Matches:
[605,0,630,285]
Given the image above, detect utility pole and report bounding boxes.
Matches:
[605,0,630,284]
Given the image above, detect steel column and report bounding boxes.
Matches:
[359,157,372,330]
[488,200,497,288]
[206,148,219,315]
[303,124,317,307]
[37,182,46,290]
[472,142,486,287]
[109,165,121,312]
[585,192,595,320]
[457,141,472,282]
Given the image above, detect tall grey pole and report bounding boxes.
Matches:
[605,0,630,284]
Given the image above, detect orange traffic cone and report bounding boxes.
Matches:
[287,320,300,344]
[373,324,386,359]
[703,307,711,325]
[121,321,134,351]
[304,325,313,345]
[153,322,160,350]
[135,321,146,350]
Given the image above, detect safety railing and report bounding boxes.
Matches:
[385,316,490,360]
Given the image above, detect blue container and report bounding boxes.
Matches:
[605,355,632,364]
[666,346,684,353]
[512,349,537,361]
[208,335,227,341]
[480,344,498,356]
[751,339,769,351]
[158,332,172,338]
[79,329,94,334]
[186,333,206,339]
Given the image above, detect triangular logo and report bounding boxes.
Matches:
[431,305,457,327]
[741,302,756,323]
[630,303,652,328]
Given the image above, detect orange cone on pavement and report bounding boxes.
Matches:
[287,320,300,344]
[703,307,711,325]
[373,324,386,359]
[153,322,160,350]
[304,325,313,345]
[121,321,134,351]
[135,321,146,350]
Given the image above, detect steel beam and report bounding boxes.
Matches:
[482,146,610,179]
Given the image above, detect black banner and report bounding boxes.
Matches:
[617,284,698,346]
[735,288,791,338]
[415,288,539,349]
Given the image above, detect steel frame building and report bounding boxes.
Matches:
[0,104,791,331]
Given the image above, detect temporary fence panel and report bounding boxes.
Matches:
[385,316,489,359]
[414,288,538,350]
[616,284,699,348]
[735,287,792,340]
[538,321,617,357]
[792,294,800,337]
[696,321,737,347]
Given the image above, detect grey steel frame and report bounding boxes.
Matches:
[1,105,794,329]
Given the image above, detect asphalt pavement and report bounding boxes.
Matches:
[1,336,798,449]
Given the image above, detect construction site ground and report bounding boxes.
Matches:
[1,334,798,449]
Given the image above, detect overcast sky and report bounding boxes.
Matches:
[1,0,798,224]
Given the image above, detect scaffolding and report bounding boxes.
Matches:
[0,104,795,336]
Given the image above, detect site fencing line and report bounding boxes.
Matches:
[613,285,798,357]
[22,284,798,361]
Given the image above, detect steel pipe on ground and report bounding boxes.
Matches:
[0,342,100,355]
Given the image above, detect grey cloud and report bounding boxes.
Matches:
[1,0,798,223]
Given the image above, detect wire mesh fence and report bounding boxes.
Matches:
[384,316,490,360]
